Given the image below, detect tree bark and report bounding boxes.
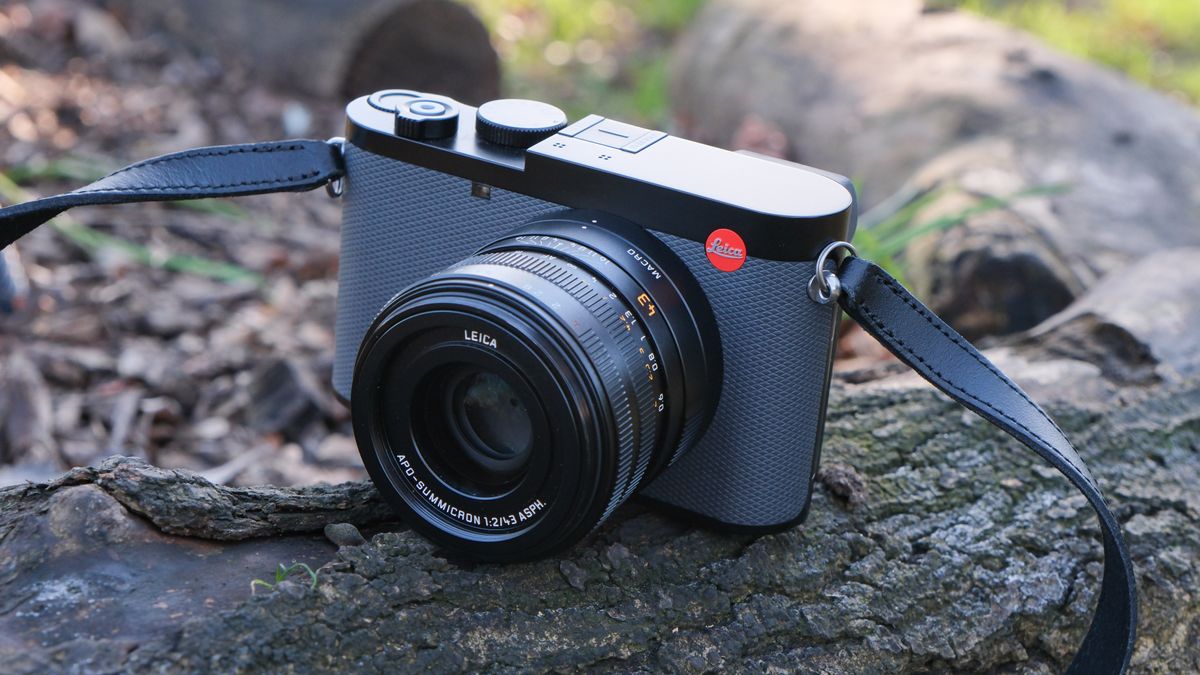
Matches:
[2,355,1196,673]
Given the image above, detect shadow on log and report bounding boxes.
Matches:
[2,353,1197,672]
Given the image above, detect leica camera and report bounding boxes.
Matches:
[336,89,856,559]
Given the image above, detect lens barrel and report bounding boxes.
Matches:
[351,210,720,560]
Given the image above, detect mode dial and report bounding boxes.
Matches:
[475,99,568,149]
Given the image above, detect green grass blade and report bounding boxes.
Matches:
[861,186,943,239]
[173,198,251,220]
[1,157,110,184]
[873,183,1070,259]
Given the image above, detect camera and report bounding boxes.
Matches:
[336,90,856,560]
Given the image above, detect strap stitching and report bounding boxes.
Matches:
[104,143,311,180]
[871,271,1074,443]
[71,169,323,195]
[847,290,1100,495]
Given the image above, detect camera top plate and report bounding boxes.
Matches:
[345,91,855,261]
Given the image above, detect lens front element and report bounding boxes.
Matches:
[457,370,533,467]
[410,364,536,500]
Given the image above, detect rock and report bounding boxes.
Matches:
[559,559,588,591]
[324,522,367,548]
[1,360,1196,671]
[816,463,868,506]
[92,0,501,103]
[671,0,1200,337]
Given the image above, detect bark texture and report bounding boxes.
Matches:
[670,0,1200,337]
[2,359,1197,673]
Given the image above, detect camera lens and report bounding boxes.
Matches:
[409,366,535,498]
[456,371,533,466]
[352,210,721,560]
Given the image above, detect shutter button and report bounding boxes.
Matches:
[410,100,449,116]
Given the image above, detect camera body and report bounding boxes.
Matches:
[334,90,854,550]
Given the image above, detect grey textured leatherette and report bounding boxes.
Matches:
[334,142,839,527]
[639,232,838,527]
[334,145,557,397]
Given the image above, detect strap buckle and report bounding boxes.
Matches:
[807,240,856,305]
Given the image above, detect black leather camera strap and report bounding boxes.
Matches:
[0,141,1135,673]
[0,140,344,250]
[836,256,1135,674]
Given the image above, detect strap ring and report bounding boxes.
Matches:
[325,137,347,198]
[808,240,856,305]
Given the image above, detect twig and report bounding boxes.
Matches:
[197,444,272,486]
[106,388,143,456]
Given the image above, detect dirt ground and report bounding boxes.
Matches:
[0,2,369,487]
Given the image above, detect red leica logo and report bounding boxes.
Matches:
[705,228,747,272]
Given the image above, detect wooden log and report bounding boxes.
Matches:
[2,355,1196,671]
[94,0,500,103]
[670,0,1200,337]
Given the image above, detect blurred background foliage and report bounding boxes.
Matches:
[468,0,1200,127]
[954,0,1200,105]
[463,0,704,126]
